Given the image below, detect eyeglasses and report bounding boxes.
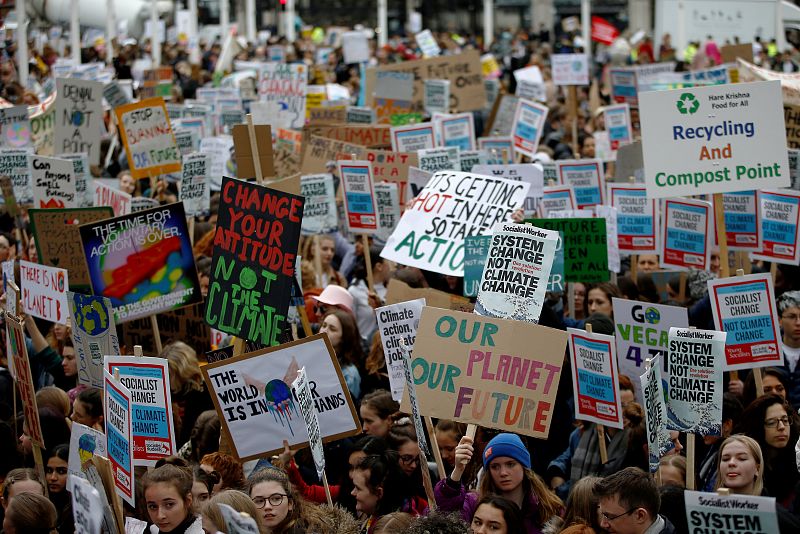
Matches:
[600,508,636,522]
[782,314,800,322]
[764,416,792,428]
[45,466,68,475]
[399,454,420,465]
[252,494,289,508]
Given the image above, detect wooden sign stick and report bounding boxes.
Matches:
[150,315,163,354]
[423,416,446,480]
[246,114,264,185]
[585,323,609,464]
[713,192,731,278]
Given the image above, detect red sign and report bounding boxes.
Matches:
[592,16,620,46]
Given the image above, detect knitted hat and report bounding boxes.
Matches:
[482,433,531,469]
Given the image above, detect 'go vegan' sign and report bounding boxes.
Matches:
[639,81,789,198]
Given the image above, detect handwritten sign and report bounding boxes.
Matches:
[115,97,181,179]
[258,63,307,129]
[32,155,77,208]
[6,313,44,447]
[20,260,69,324]
[55,78,103,165]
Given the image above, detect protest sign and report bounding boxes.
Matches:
[67,423,108,491]
[131,197,160,213]
[71,477,105,534]
[639,80,789,198]
[377,298,426,401]
[437,113,476,151]
[342,31,370,64]
[29,207,113,290]
[365,149,419,205]
[785,105,800,149]
[409,307,567,437]
[201,334,360,460]
[79,202,202,323]
[103,81,130,110]
[115,97,181,179]
[93,182,131,217]
[464,235,491,298]
[375,182,401,242]
[257,63,307,129]
[552,54,589,86]
[684,490,778,534]
[55,78,103,165]
[540,185,577,217]
[556,160,604,209]
[31,155,77,208]
[478,137,514,160]
[708,273,782,371]
[751,189,800,265]
[69,292,120,389]
[179,153,210,218]
[6,313,44,448]
[0,148,32,205]
[527,218,608,282]
[475,222,558,322]
[424,80,450,114]
[661,198,712,271]
[0,105,31,148]
[595,205,621,273]
[665,328,725,435]
[511,99,548,158]
[366,51,485,112]
[338,160,378,233]
[205,177,303,346]
[385,278,473,312]
[57,153,91,207]
[120,303,210,357]
[291,367,326,480]
[608,183,658,253]
[347,106,376,124]
[640,356,673,472]
[300,174,338,235]
[567,328,623,429]
[391,123,436,152]
[514,66,546,102]
[418,147,459,173]
[104,371,135,506]
[105,356,176,465]
[472,163,544,212]
[712,191,761,251]
[0,176,18,217]
[459,150,487,172]
[375,71,414,102]
[20,260,68,324]
[415,29,441,58]
[613,298,689,400]
[300,134,365,175]
[381,171,530,276]
[174,128,199,156]
[604,104,633,150]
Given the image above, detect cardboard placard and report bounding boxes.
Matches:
[31,155,77,208]
[568,327,623,429]
[365,149,419,205]
[384,278,473,313]
[381,171,530,276]
[115,98,180,179]
[119,303,211,357]
[55,78,104,165]
[366,50,486,112]
[105,356,176,465]
[232,123,275,179]
[409,307,567,438]
[708,273,782,371]
[79,202,202,323]
[201,335,361,460]
[20,260,69,324]
[205,177,303,346]
[6,313,44,447]
[300,134,366,174]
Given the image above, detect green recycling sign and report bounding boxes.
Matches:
[676,93,699,115]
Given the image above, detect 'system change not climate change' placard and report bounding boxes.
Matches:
[639,80,790,198]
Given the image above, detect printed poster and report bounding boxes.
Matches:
[640,356,674,473]
[67,422,108,491]
[751,189,800,265]
[684,491,778,533]
[540,185,577,217]
[568,328,623,429]
[511,98,548,158]
[338,160,378,233]
[376,298,426,402]
[713,190,761,251]
[661,198,712,271]
[556,159,605,209]
[0,105,32,148]
[180,153,210,217]
[608,183,658,253]
[300,174,338,235]
[104,371,135,506]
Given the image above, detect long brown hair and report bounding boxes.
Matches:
[247,468,326,533]
[321,308,364,367]
[478,465,563,526]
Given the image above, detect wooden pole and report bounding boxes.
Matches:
[321,471,333,507]
[246,114,264,185]
[419,448,437,510]
[678,272,687,303]
[297,306,313,337]
[567,283,576,320]
[754,368,765,397]
[770,262,778,284]
[686,433,696,490]
[150,315,163,354]
[465,424,477,440]
[188,216,195,246]
[424,416,446,480]
[585,323,608,464]
[32,444,47,498]
[713,193,731,278]
[568,86,579,157]
[630,254,638,283]
[362,235,375,293]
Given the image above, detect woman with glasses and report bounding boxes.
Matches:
[44,445,73,534]
[246,468,331,533]
[139,464,203,534]
[735,395,800,508]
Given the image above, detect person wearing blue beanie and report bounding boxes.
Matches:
[433,430,563,534]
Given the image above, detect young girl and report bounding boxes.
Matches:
[140,464,203,534]
[319,309,364,400]
[359,390,399,438]
[70,388,104,431]
[351,452,428,532]
[44,445,73,534]
[436,433,563,534]
[470,496,524,534]
[3,492,57,534]
[247,467,329,533]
